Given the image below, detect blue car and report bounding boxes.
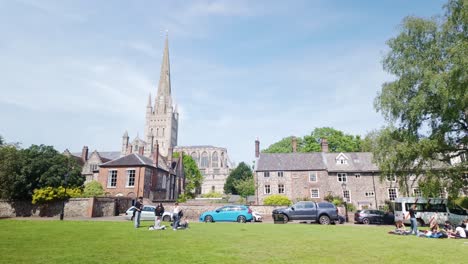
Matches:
[199,205,254,223]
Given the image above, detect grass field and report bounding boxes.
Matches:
[1,219,467,264]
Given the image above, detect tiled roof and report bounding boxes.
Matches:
[100,153,170,172]
[256,153,327,171]
[324,152,379,172]
[71,151,120,162]
[256,152,379,172]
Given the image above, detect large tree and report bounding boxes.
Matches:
[373,0,467,197]
[173,152,203,199]
[224,162,253,195]
[0,144,83,200]
[263,127,363,153]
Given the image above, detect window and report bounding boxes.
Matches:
[309,172,317,182]
[278,184,285,194]
[264,171,270,177]
[212,152,219,168]
[264,185,271,194]
[365,191,375,197]
[310,188,320,198]
[337,173,347,182]
[220,153,224,167]
[162,175,167,189]
[201,152,209,168]
[126,169,135,187]
[211,186,215,192]
[89,163,98,172]
[355,173,361,179]
[386,174,396,182]
[277,171,284,177]
[337,158,347,164]
[107,170,117,187]
[388,188,398,201]
[343,190,351,202]
[413,188,421,197]
[191,152,199,164]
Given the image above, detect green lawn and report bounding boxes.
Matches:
[1,220,467,264]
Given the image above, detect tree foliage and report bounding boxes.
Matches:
[0,144,84,201]
[224,162,253,195]
[173,152,203,199]
[83,181,104,197]
[233,177,255,198]
[262,127,363,153]
[373,0,467,197]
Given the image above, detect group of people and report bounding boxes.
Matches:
[391,203,468,239]
[132,197,188,231]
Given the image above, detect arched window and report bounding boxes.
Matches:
[220,152,224,167]
[212,152,218,168]
[201,152,209,168]
[191,152,199,165]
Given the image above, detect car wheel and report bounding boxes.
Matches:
[237,215,247,223]
[204,215,213,223]
[162,215,171,222]
[319,215,330,225]
[417,219,425,227]
[283,214,289,223]
[362,218,370,225]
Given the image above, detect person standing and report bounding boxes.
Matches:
[406,203,418,235]
[134,197,143,228]
[155,202,165,229]
[172,202,180,231]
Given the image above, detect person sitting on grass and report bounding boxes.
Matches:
[394,220,407,234]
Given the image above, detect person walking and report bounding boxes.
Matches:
[134,197,143,228]
[155,202,165,229]
[406,202,418,235]
[172,202,180,231]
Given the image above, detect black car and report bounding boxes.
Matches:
[354,210,394,225]
[272,201,339,225]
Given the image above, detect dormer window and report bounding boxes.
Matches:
[335,153,349,165]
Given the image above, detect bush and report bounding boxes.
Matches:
[452,196,468,209]
[83,181,104,197]
[32,186,82,204]
[201,191,223,198]
[177,193,189,203]
[263,195,292,206]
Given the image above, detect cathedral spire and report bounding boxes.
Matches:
[147,93,152,107]
[157,33,171,97]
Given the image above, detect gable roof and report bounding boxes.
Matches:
[100,153,172,172]
[256,152,379,172]
[256,153,326,171]
[70,151,120,162]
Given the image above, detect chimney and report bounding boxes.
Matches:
[138,146,144,155]
[321,138,329,153]
[82,146,89,162]
[255,138,260,158]
[127,145,133,154]
[153,141,159,168]
[168,147,173,168]
[292,137,297,153]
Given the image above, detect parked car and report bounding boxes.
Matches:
[272,201,339,225]
[124,205,173,221]
[252,211,263,222]
[199,205,253,223]
[354,209,394,225]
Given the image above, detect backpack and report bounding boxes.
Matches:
[178,210,183,218]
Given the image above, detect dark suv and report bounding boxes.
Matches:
[272,201,339,225]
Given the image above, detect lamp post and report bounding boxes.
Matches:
[60,173,69,221]
[341,182,348,223]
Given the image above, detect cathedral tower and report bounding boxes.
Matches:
[144,35,179,157]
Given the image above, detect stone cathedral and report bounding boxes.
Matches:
[121,35,179,158]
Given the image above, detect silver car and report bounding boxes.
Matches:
[124,205,173,221]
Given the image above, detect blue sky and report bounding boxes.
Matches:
[0,0,447,165]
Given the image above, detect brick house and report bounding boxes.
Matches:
[98,145,185,201]
[254,138,419,209]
